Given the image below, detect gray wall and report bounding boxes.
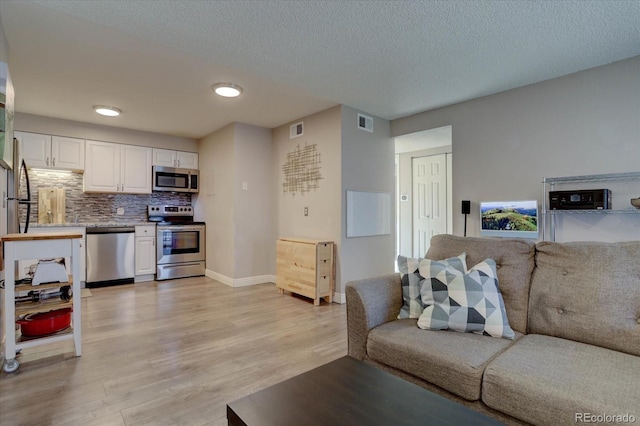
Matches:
[392,56,640,242]
[195,123,236,279]
[272,105,343,290]
[339,106,394,296]
[233,123,273,279]
[194,122,273,283]
[0,12,8,63]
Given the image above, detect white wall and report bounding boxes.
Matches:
[391,56,640,242]
[340,106,394,297]
[14,113,197,151]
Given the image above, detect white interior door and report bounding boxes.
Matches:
[413,154,448,257]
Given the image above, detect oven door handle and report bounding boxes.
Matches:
[158,225,204,232]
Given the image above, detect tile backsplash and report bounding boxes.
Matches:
[21,169,191,224]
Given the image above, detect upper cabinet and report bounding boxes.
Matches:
[152,148,198,169]
[16,131,85,171]
[84,140,152,194]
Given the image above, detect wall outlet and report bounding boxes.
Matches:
[242,182,248,191]
[304,207,308,216]
[116,207,125,215]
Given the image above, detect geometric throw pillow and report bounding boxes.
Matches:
[417,258,515,339]
[397,253,467,319]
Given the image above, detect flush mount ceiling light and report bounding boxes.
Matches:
[93,105,121,117]
[211,83,243,98]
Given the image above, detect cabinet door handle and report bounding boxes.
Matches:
[46,157,50,166]
[52,157,56,167]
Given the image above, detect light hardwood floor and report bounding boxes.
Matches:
[1,277,348,425]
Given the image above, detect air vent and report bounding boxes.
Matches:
[290,122,304,139]
[357,113,373,133]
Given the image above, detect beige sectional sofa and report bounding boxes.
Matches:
[346,234,640,425]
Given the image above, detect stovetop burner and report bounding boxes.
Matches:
[147,205,201,225]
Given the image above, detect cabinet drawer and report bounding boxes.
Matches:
[135,225,156,237]
[317,275,331,294]
[316,258,332,276]
[317,243,333,261]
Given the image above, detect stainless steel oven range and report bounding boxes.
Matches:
[148,205,205,280]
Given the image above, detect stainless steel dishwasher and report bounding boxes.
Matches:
[86,226,135,288]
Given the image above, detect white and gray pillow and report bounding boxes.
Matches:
[417,258,515,339]
[397,253,467,319]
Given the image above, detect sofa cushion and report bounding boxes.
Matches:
[483,334,640,425]
[367,318,520,401]
[397,253,467,319]
[426,234,535,334]
[417,258,515,339]
[530,241,640,357]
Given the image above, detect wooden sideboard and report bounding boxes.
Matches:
[276,237,334,305]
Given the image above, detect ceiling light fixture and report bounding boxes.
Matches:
[211,83,243,98]
[93,105,121,117]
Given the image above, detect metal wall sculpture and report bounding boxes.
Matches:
[281,143,322,195]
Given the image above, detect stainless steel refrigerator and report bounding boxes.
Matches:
[7,153,31,233]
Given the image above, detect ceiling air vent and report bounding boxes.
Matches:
[357,113,373,133]
[290,122,304,139]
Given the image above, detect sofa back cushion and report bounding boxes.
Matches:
[426,234,535,334]
[529,241,640,357]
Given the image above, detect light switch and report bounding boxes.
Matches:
[242,182,248,191]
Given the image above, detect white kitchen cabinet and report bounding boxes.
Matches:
[15,132,85,171]
[135,225,156,281]
[152,148,198,169]
[84,140,152,194]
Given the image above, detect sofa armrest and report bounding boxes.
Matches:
[345,274,403,360]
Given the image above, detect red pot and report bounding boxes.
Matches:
[16,308,72,337]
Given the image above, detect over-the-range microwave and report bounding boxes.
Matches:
[152,166,199,193]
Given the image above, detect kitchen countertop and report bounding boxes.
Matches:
[31,222,155,228]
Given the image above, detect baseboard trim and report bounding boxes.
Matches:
[205,269,275,288]
[333,292,346,304]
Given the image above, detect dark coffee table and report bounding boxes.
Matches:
[227,356,502,425]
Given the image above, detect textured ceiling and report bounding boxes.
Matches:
[1,0,639,139]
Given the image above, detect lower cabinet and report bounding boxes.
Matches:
[135,226,156,281]
[276,237,334,305]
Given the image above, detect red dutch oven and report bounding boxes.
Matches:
[16,308,72,337]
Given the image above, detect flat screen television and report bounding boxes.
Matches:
[480,200,538,238]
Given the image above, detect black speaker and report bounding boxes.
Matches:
[461,200,471,215]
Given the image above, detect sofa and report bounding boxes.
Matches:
[346,234,640,425]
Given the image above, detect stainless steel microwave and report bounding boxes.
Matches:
[152,166,199,193]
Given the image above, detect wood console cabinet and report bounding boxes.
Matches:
[276,237,334,305]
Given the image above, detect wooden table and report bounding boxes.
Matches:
[227,356,503,426]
